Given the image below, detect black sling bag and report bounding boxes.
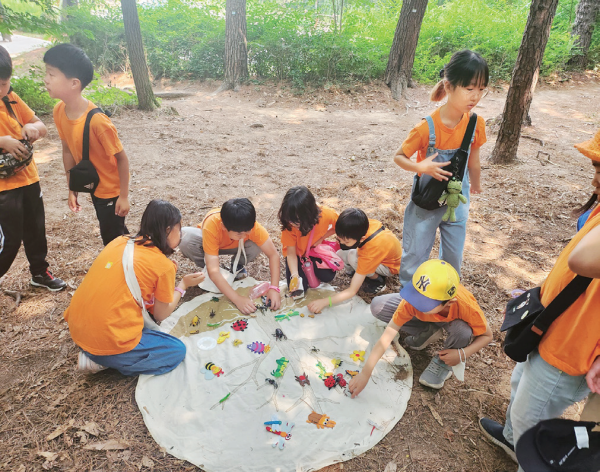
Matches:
[68,108,104,194]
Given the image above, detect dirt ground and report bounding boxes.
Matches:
[1,53,599,471]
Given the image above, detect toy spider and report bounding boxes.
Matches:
[209,309,216,318]
[310,346,320,353]
[265,378,279,389]
[273,328,287,341]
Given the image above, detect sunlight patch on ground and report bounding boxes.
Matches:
[34,146,60,164]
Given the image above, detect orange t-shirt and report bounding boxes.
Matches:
[199,209,270,256]
[63,236,176,356]
[392,284,488,336]
[401,109,487,163]
[281,206,338,257]
[54,100,124,199]
[538,205,600,376]
[356,219,402,275]
[0,91,39,192]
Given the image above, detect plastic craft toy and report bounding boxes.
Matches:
[271,357,289,378]
[201,362,224,380]
[350,350,365,363]
[211,297,219,303]
[233,339,243,347]
[316,361,332,379]
[273,328,287,341]
[331,358,343,369]
[209,309,216,318]
[295,372,310,386]
[439,179,467,222]
[232,320,248,331]
[217,331,230,344]
[265,378,279,389]
[275,310,300,322]
[190,315,200,327]
[247,341,270,354]
[306,411,336,429]
[207,322,222,328]
[345,369,360,378]
[265,421,294,449]
[189,329,200,335]
[323,373,346,390]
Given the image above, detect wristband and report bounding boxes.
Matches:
[174,287,186,297]
[268,285,281,293]
[329,296,333,307]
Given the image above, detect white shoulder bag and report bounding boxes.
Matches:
[198,239,246,293]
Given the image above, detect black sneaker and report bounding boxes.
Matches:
[361,275,386,294]
[31,270,67,292]
[479,417,517,463]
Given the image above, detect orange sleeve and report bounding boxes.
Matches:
[391,300,414,327]
[249,222,270,247]
[14,94,35,125]
[472,115,487,148]
[53,102,65,141]
[400,120,428,159]
[202,215,222,256]
[322,207,339,229]
[459,292,488,337]
[94,116,124,156]
[281,229,296,256]
[153,264,176,304]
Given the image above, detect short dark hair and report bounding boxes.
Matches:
[278,186,321,236]
[135,199,182,256]
[221,198,256,232]
[336,208,369,241]
[0,46,12,80]
[43,43,94,90]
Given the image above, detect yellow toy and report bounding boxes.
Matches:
[350,350,365,363]
[217,331,230,344]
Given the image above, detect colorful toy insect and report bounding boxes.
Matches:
[232,319,248,331]
[335,373,347,387]
[308,314,315,318]
[323,375,337,389]
[233,339,243,347]
[207,322,222,328]
[209,309,216,318]
[219,392,231,404]
[306,411,336,429]
[201,362,224,380]
[265,421,294,450]
[211,297,220,303]
[295,372,310,386]
[331,358,343,369]
[190,329,200,335]
[274,310,300,322]
[247,341,269,354]
[255,303,270,313]
[350,350,365,363]
[190,315,200,327]
[217,331,230,344]
[345,369,360,378]
[265,378,279,389]
[271,357,289,378]
[310,346,320,353]
[316,361,332,380]
[273,328,287,341]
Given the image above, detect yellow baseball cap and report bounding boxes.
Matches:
[400,259,460,312]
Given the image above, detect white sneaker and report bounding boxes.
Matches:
[77,351,108,373]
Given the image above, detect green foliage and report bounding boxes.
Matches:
[11,67,56,115]
[84,76,139,112]
[60,0,600,87]
[0,0,59,36]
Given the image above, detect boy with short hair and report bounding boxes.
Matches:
[307,208,402,313]
[43,43,130,246]
[0,45,66,291]
[349,259,492,393]
[179,198,281,315]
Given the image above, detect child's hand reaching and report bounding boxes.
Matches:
[0,136,28,158]
[182,271,205,288]
[417,153,453,181]
[348,371,370,398]
[21,123,41,143]
[308,298,328,314]
[438,349,462,366]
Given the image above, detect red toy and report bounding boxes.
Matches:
[232,320,248,332]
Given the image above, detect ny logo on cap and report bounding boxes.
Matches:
[416,275,431,292]
[447,286,456,297]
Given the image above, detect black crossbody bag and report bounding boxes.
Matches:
[501,275,592,362]
[0,90,34,179]
[358,226,384,248]
[411,113,477,211]
[68,108,104,194]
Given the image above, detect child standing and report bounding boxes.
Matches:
[349,260,492,392]
[0,46,66,291]
[44,43,130,246]
[279,186,338,297]
[307,208,401,313]
[395,50,488,289]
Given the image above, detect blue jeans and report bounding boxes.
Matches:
[503,350,590,471]
[85,328,186,376]
[398,115,474,289]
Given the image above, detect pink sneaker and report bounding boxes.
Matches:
[77,351,107,373]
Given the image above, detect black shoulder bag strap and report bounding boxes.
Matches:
[531,275,593,336]
[358,226,385,249]
[451,113,477,181]
[2,87,23,128]
[82,108,104,161]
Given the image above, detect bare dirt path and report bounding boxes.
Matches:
[1,75,598,471]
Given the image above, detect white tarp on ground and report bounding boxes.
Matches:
[136,279,412,472]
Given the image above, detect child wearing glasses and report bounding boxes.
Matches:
[393,49,488,292]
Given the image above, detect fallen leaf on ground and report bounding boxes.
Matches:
[46,420,74,441]
[427,404,444,427]
[141,455,154,468]
[383,461,397,472]
[83,439,130,450]
[81,421,100,436]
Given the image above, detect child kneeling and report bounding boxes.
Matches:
[349,259,492,393]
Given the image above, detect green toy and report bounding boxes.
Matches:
[439,179,467,222]
[274,310,300,322]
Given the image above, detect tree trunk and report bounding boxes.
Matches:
[121,0,157,111]
[384,0,428,101]
[61,0,77,22]
[568,0,600,69]
[219,0,248,92]
[489,0,559,165]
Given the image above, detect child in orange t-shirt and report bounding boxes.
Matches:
[66,200,204,374]
[279,186,338,297]
[43,43,130,246]
[308,208,401,313]
[480,130,600,467]
[180,198,282,315]
[349,260,492,395]
[394,50,488,290]
[0,46,66,291]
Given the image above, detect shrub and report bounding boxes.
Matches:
[11,67,56,115]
